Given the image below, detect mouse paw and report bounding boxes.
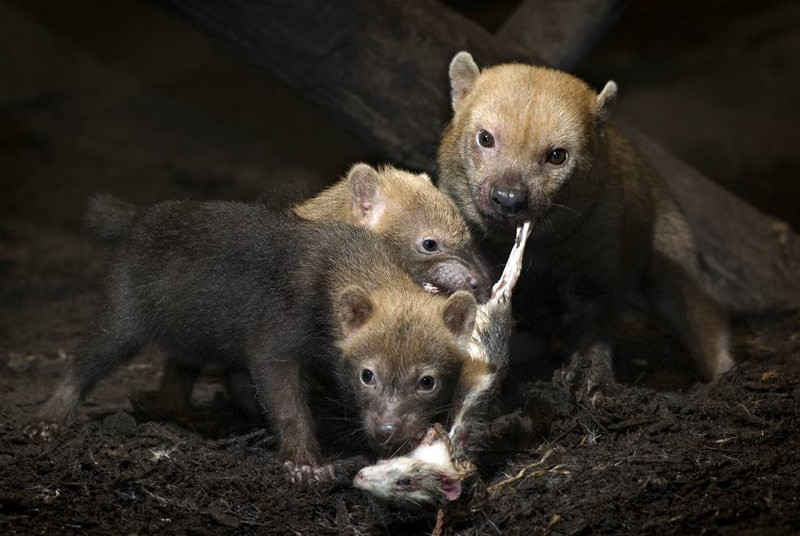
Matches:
[283,460,336,484]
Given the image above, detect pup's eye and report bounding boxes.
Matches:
[418,375,436,391]
[421,238,439,252]
[396,477,412,487]
[476,130,495,148]
[547,148,568,165]
[361,369,376,385]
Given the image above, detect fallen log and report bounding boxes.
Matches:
[623,126,800,312]
[498,0,629,69]
[155,0,533,172]
[154,0,800,313]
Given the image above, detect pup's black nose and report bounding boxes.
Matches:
[374,423,396,444]
[490,186,527,217]
[467,275,479,290]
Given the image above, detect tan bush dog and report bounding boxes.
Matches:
[294,163,491,300]
[437,52,734,401]
[35,196,479,484]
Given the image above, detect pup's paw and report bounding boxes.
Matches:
[25,420,65,441]
[283,460,336,485]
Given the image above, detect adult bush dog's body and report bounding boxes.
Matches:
[37,196,478,482]
[438,53,734,400]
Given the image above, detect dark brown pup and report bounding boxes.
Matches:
[36,196,477,483]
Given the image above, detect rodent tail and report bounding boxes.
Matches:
[84,194,136,245]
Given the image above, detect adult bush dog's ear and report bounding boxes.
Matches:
[595,81,618,124]
[449,51,480,112]
[442,290,477,345]
[347,163,385,228]
[339,286,373,336]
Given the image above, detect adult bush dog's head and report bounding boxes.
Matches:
[313,163,492,300]
[438,51,618,237]
[335,286,477,453]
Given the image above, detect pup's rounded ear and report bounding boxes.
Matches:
[339,286,373,336]
[346,163,384,228]
[442,290,477,343]
[449,51,480,112]
[595,81,618,124]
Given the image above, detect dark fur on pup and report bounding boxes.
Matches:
[438,52,733,402]
[37,195,477,482]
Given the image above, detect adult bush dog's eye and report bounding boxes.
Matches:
[421,238,439,252]
[477,130,495,148]
[361,369,376,385]
[418,375,436,391]
[547,148,568,165]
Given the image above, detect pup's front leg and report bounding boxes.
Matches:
[252,359,335,484]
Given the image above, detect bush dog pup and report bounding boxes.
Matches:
[294,163,491,300]
[354,222,532,508]
[438,52,734,401]
[36,195,478,483]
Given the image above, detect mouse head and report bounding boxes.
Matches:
[344,163,492,301]
[439,51,618,236]
[353,455,462,508]
[336,287,476,453]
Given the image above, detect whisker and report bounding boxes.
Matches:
[550,202,580,217]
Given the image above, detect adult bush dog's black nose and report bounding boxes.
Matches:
[490,186,527,217]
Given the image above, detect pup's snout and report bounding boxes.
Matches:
[490,186,527,217]
[425,260,490,300]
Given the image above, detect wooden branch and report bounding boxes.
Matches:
[154,0,800,313]
[498,0,629,69]
[156,0,538,172]
[622,126,800,312]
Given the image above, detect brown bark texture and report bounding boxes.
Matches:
[154,0,800,313]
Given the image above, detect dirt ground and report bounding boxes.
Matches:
[1,0,799,534]
[1,223,799,535]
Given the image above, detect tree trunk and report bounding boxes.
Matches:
[498,0,629,69]
[154,0,800,313]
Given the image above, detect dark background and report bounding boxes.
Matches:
[1,0,798,233]
[1,2,799,534]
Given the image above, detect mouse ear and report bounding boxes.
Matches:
[347,163,385,228]
[442,290,477,344]
[449,51,480,112]
[595,81,618,124]
[440,475,462,501]
[339,286,373,336]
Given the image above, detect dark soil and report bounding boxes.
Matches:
[2,222,799,535]
[2,0,799,534]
